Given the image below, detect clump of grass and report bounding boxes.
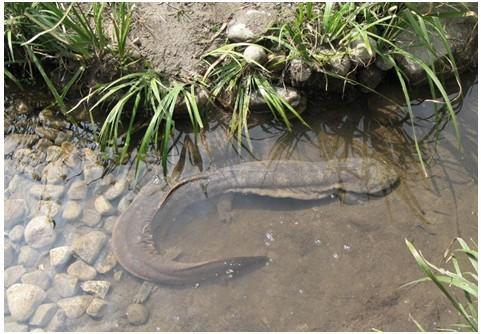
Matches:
[4,2,136,115]
[264,2,470,176]
[68,72,205,174]
[203,42,307,149]
[404,238,478,331]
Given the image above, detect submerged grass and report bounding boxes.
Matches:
[404,238,478,331]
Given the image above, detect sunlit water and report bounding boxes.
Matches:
[4,76,477,331]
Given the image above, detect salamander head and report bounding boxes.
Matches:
[338,158,400,194]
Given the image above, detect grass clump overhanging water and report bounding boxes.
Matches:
[404,238,478,331]
[4,3,477,175]
[202,42,307,149]
[266,3,472,175]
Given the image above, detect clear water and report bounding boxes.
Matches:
[4,75,477,331]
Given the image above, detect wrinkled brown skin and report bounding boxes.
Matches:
[112,159,399,286]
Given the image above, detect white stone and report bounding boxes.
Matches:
[18,246,40,267]
[5,199,27,229]
[53,273,79,297]
[62,201,82,221]
[104,179,128,200]
[21,270,52,291]
[67,260,97,281]
[7,283,46,322]
[5,265,27,287]
[71,231,107,264]
[67,180,88,200]
[86,298,108,319]
[30,184,65,200]
[80,280,110,299]
[8,225,25,243]
[84,164,104,184]
[81,208,102,227]
[49,246,72,267]
[94,195,115,216]
[34,200,61,218]
[243,44,267,64]
[57,295,93,319]
[24,216,56,249]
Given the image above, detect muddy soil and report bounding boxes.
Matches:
[129,2,295,77]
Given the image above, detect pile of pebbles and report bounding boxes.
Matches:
[4,119,152,331]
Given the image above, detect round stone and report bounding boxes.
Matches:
[30,184,65,200]
[86,298,108,319]
[289,59,312,84]
[118,192,135,213]
[24,216,56,249]
[84,164,104,184]
[62,201,82,221]
[7,283,46,322]
[5,265,27,287]
[34,200,61,218]
[226,9,276,42]
[81,208,102,227]
[8,225,25,243]
[67,180,88,200]
[126,303,149,325]
[104,179,128,200]
[243,44,267,64]
[53,273,79,298]
[5,199,27,229]
[94,196,115,216]
[5,241,16,268]
[17,246,41,267]
[21,270,52,291]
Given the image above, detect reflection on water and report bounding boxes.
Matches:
[4,74,477,331]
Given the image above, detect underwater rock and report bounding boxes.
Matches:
[86,298,108,319]
[126,303,150,326]
[45,309,66,332]
[57,295,93,319]
[81,208,102,227]
[7,283,46,322]
[30,184,65,200]
[5,265,27,288]
[104,179,128,200]
[21,270,52,291]
[34,200,62,219]
[67,260,98,281]
[67,180,88,200]
[53,273,79,298]
[24,216,56,249]
[5,240,16,268]
[8,225,25,243]
[49,246,72,268]
[80,280,110,299]
[62,201,82,221]
[17,246,41,268]
[29,303,57,327]
[72,231,107,264]
[5,199,27,229]
[94,195,116,216]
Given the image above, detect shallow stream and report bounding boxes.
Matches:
[4,76,477,331]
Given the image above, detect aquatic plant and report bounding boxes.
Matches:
[404,238,478,331]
